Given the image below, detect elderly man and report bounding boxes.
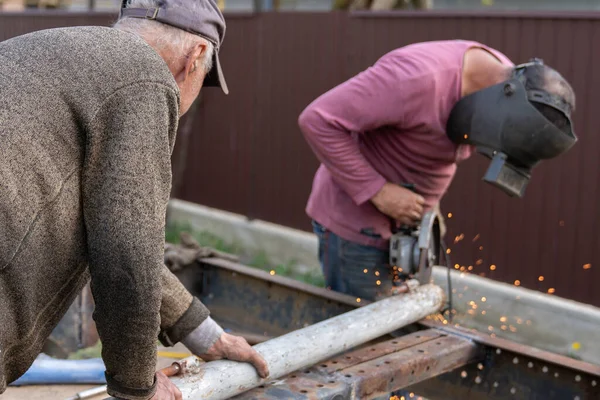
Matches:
[0,0,268,399]
[298,40,576,303]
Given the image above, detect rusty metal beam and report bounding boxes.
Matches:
[344,334,480,398]
[169,282,445,400]
[232,329,483,400]
[421,321,600,378]
[189,258,599,372]
[172,259,600,399]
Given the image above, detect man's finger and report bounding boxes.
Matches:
[248,351,270,378]
[398,216,413,226]
[411,210,423,221]
[200,353,221,362]
[232,339,270,379]
[414,202,424,214]
[174,386,183,400]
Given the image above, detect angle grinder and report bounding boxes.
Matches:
[388,183,442,286]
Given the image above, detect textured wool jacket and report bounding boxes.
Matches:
[0,26,211,399]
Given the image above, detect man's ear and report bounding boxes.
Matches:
[177,43,207,84]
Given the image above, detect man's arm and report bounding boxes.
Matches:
[158,263,269,378]
[83,82,180,400]
[297,52,433,206]
[158,262,222,351]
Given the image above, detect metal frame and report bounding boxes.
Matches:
[174,258,600,399]
[233,329,483,399]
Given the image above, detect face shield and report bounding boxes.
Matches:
[446,59,577,198]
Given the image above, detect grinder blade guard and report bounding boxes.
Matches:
[389,209,442,285]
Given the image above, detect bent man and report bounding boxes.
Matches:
[0,0,268,399]
[298,40,576,302]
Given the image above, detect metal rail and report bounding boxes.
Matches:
[169,282,445,399]
[233,329,482,399]
[171,258,600,399]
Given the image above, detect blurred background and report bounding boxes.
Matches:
[3,0,600,12]
[1,0,599,361]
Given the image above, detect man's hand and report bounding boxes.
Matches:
[371,182,425,226]
[199,333,270,379]
[150,371,182,400]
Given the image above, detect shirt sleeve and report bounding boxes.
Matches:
[297,51,436,205]
[82,82,179,400]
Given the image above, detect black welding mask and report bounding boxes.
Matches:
[446,59,577,198]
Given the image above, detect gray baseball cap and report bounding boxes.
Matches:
[120,0,228,94]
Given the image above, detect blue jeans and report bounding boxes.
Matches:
[312,220,415,399]
[312,220,400,302]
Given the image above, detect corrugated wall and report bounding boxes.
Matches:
[2,11,599,307]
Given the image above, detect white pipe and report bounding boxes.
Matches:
[171,282,445,400]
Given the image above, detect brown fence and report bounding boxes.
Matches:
[2,10,599,307]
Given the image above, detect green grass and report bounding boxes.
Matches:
[165,221,325,287]
[166,221,242,254]
[247,250,325,287]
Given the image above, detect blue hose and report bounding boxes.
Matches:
[9,355,107,386]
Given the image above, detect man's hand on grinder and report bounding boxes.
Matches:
[199,332,270,378]
[371,182,425,226]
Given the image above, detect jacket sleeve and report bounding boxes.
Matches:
[82,82,180,400]
[158,262,212,346]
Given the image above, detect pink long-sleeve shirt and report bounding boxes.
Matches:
[299,40,513,249]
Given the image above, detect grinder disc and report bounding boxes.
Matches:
[414,211,442,285]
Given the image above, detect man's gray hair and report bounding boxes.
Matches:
[114,0,214,73]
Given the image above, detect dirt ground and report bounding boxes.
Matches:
[2,343,192,400]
